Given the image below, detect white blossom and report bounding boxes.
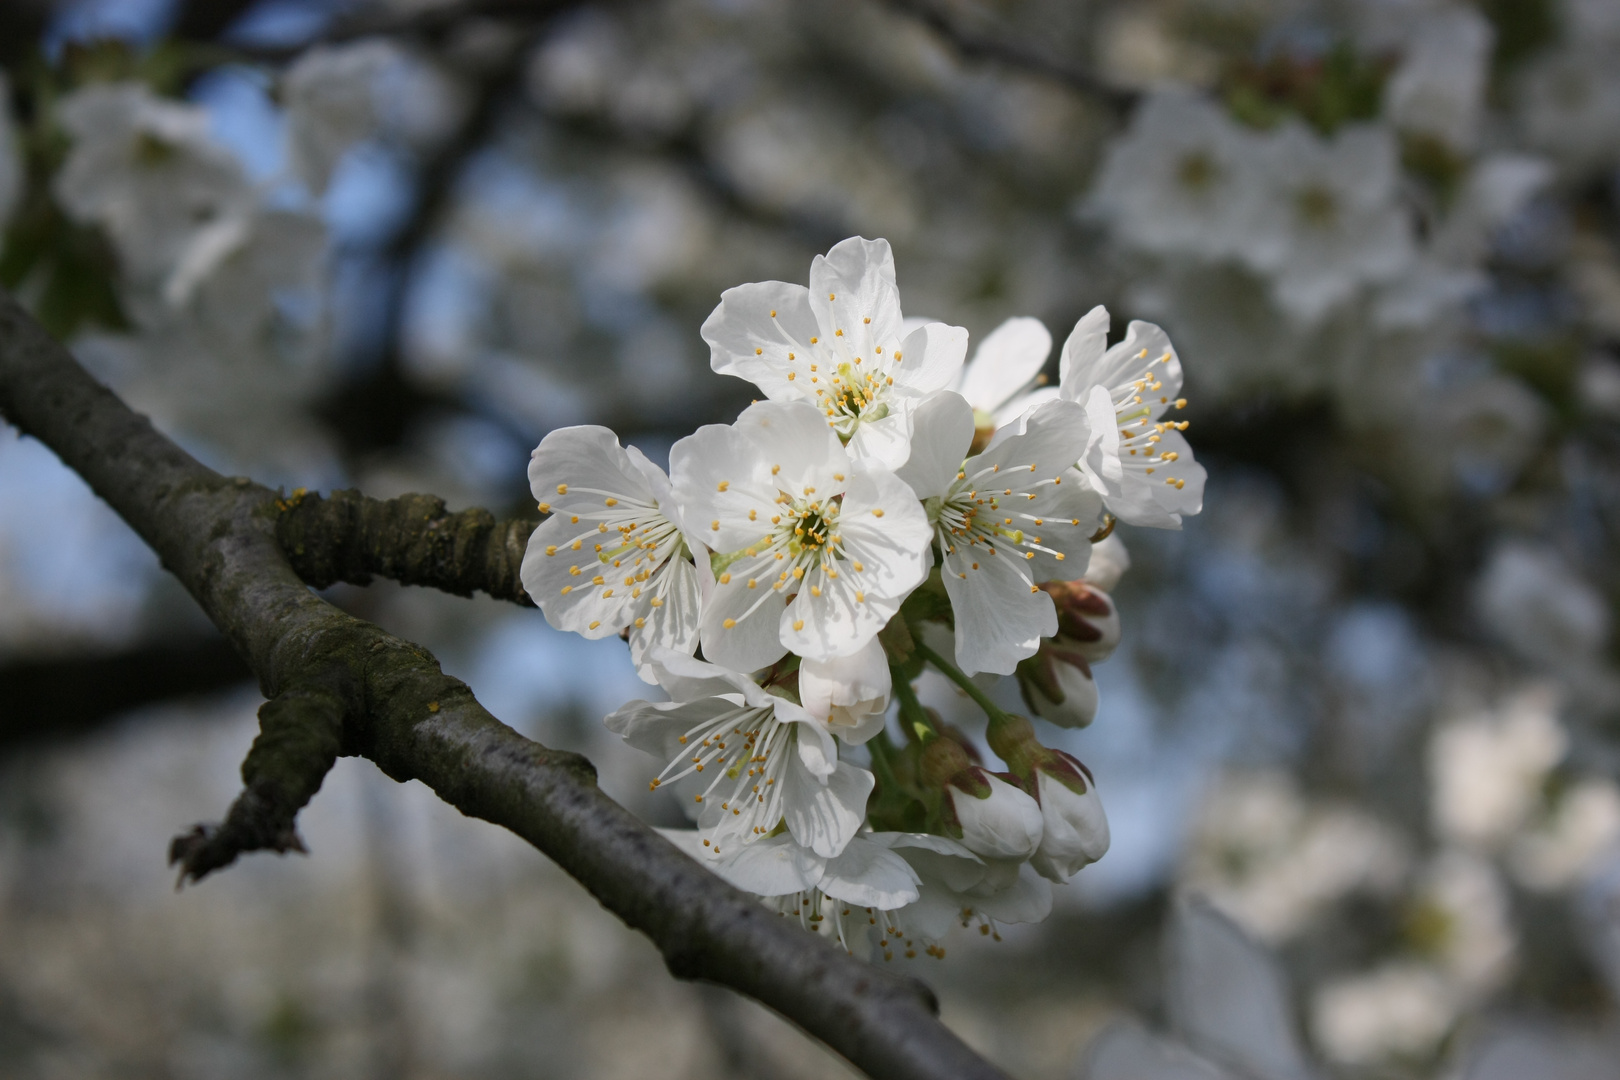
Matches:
[798,638,891,744]
[946,769,1044,862]
[1509,778,1620,892]
[1058,307,1206,530]
[873,833,1053,955]
[949,316,1055,433]
[1086,89,1266,261]
[522,426,704,680]
[282,41,402,194]
[1383,4,1494,151]
[1312,962,1459,1066]
[1243,121,1414,323]
[699,235,968,470]
[661,829,921,953]
[1429,685,1567,849]
[897,391,1105,674]
[53,82,255,287]
[607,650,873,858]
[670,399,931,674]
[1514,47,1620,179]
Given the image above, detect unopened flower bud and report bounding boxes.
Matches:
[921,733,1043,860]
[1016,643,1099,729]
[984,713,1109,880]
[1039,581,1120,663]
[1029,755,1109,882]
[950,771,1044,861]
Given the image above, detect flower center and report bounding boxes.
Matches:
[647,703,796,852]
[541,485,686,616]
[1176,149,1220,192]
[1295,184,1339,229]
[821,362,892,439]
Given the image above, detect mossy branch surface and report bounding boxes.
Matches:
[278,488,537,605]
[0,289,1009,1080]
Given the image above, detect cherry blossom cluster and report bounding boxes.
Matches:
[520,237,1205,958]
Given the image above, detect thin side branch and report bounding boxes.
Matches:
[278,488,537,605]
[877,0,1136,111]
[0,289,1010,1080]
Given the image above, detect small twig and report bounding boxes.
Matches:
[876,0,1136,112]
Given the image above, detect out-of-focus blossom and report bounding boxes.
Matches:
[1410,850,1517,995]
[1181,770,1408,944]
[1509,779,1620,891]
[282,41,402,193]
[1383,4,1494,151]
[1086,90,1264,261]
[1312,962,1458,1066]
[53,82,255,286]
[1429,684,1567,849]
[1515,48,1620,180]
[1244,122,1413,323]
[1475,545,1609,670]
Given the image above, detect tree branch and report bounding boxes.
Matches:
[875,0,1136,111]
[278,488,536,605]
[0,288,1010,1080]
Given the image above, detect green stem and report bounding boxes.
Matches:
[913,640,1012,726]
[867,729,903,793]
[889,665,937,744]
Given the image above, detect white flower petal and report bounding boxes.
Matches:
[894,390,974,500]
[799,638,892,743]
[708,832,828,896]
[818,836,922,908]
[1057,305,1111,394]
[735,399,851,496]
[958,316,1052,415]
[782,760,875,858]
[808,236,905,352]
[843,399,917,471]
[897,320,971,394]
[702,279,821,401]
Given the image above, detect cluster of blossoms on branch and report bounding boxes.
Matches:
[520,237,1205,958]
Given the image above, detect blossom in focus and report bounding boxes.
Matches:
[876,832,1053,955]
[1058,307,1205,530]
[1086,89,1265,261]
[606,649,873,858]
[1241,122,1414,323]
[700,236,968,470]
[898,392,1104,674]
[522,426,704,681]
[660,829,921,953]
[670,399,931,674]
[53,82,255,286]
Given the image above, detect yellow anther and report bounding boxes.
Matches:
[723,618,737,628]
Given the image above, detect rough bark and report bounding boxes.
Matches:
[0,288,1009,1080]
